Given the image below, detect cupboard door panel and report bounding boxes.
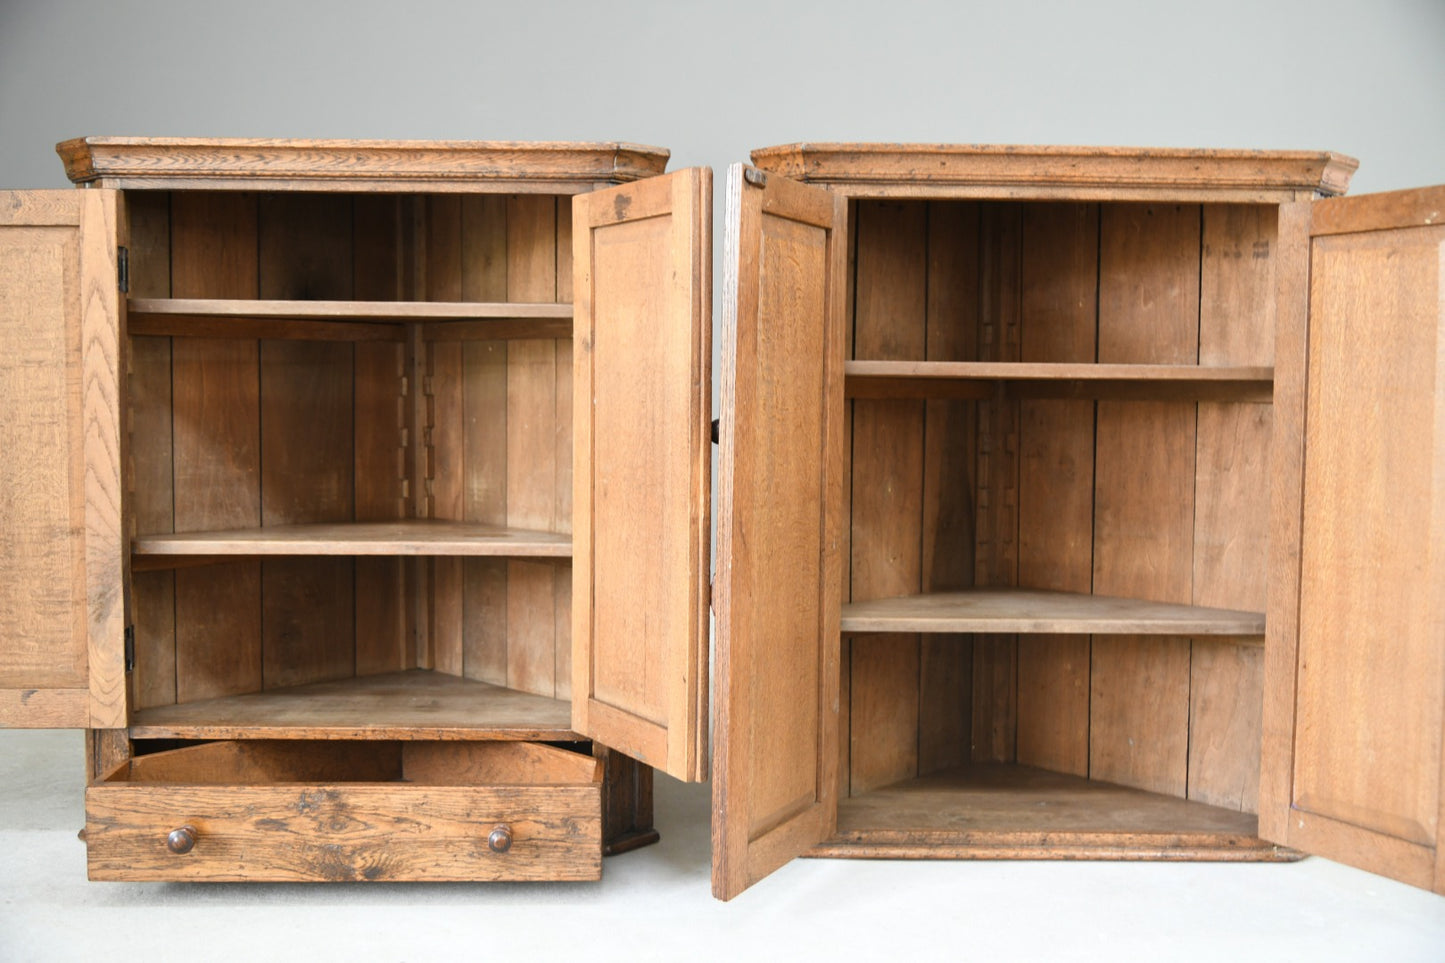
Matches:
[712,166,846,900]
[572,168,711,783]
[0,190,125,728]
[1263,185,1445,894]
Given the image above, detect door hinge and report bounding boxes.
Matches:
[117,247,129,294]
[743,168,767,189]
[124,625,135,673]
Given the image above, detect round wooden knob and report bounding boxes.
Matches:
[166,826,197,855]
[488,824,513,854]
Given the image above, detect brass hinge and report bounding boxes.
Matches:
[117,247,129,293]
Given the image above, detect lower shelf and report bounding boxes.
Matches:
[811,763,1296,861]
[128,669,576,741]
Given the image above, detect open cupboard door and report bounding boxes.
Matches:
[712,165,847,899]
[0,190,126,729]
[1260,185,1445,894]
[572,168,712,783]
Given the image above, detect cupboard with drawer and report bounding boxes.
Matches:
[1,138,1442,901]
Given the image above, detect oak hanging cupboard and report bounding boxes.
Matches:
[0,138,1441,902]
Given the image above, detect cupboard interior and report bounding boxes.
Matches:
[832,197,1284,857]
[123,189,576,738]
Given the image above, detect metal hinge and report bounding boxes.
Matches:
[117,247,129,293]
[743,168,767,189]
[123,625,135,673]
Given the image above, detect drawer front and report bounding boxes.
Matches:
[87,781,601,882]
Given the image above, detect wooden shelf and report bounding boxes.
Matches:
[128,670,577,741]
[840,589,1264,638]
[812,763,1291,860]
[132,520,572,560]
[127,298,572,341]
[845,361,1273,403]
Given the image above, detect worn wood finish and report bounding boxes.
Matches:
[134,521,572,557]
[848,200,927,794]
[168,192,264,706]
[87,739,601,882]
[1189,204,1276,812]
[0,190,125,728]
[595,746,660,855]
[750,144,1357,201]
[814,763,1291,861]
[918,201,978,776]
[1265,194,1445,893]
[128,669,575,740]
[1090,202,1200,798]
[844,361,1271,402]
[712,165,845,900]
[1015,202,1097,778]
[573,168,711,783]
[259,194,357,692]
[124,191,178,711]
[60,137,669,193]
[841,590,1263,635]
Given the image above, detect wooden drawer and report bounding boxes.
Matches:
[85,740,602,882]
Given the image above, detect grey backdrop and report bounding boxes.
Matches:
[1,0,1441,193]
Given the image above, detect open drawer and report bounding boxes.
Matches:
[85,740,602,882]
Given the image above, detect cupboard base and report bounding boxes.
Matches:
[809,763,1301,863]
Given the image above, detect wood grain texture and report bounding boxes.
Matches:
[459,195,511,688]
[750,143,1357,201]
[1189,203,1277,812]
[848,200,926,793]
[0,190,124,727]
[169,191,263,706]
[1288,216,1445,888]
[712,166,845,900]
[1016,202,1097,778]
[60,137,670,192]
[128,669,575,740]
[125,190,178,711]
[1091,202,1201,797]
[918,201,978,775]
[258,195,356,692]
[1259,201,1313,846]
[135,520,574,557]
[87,738,600,882]
[573,169,711,783]
[814,762,1290,861]
[505,196,560,698]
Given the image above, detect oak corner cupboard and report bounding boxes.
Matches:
[2,138,1443,903]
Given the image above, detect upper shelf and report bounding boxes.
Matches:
[127,298,572,341]
[841,589,1265,638]
[750,143,1358,202]
[58,137,670,193]
[132,520,572,561]
[845,361,1273,403]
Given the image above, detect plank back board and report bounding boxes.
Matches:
[0,190,125,729]
[572,168,711,783]
[712,165,846,900]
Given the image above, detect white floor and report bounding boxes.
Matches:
[2,729,1442,962]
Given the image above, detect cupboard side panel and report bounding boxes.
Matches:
[849,200,926,794]
[918,201,978,775]
[1188,204,1276,812]
[126,190,177,710]
[171,192,262,704]
[1016,202,1098,778]
[257,195,356,691]
[1090,202,1200,797]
